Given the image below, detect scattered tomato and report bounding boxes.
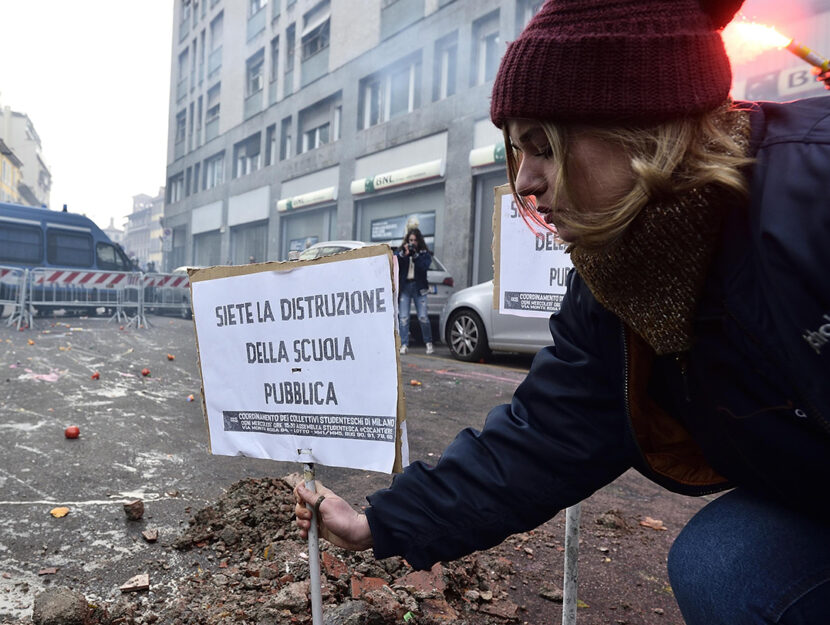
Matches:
[141,368,151,377]
[64,426,80,439]
[167,353,175,361]
[91,371,100,380]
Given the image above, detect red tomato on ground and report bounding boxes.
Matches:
[64,426,80,439]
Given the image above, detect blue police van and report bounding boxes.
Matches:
[0,201,132,271]
[0,202,134,317]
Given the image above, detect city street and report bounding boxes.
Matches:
[0,313,707,623]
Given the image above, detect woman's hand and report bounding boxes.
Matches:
[294,481,374,551]
[813,67,830,89]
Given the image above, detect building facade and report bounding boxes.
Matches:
[164,0,547,282]
[123,189,165,271]
[0,139,23,204]
[0,103,51,207]
[165,0,829,281]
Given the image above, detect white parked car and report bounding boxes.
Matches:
[297,240,455,319]
[439,280,553,361]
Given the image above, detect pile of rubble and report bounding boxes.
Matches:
[21,477,522,625]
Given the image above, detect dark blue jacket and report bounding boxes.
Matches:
[396,247,431,293]
[366,97,830,571]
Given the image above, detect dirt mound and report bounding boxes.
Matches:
[21,477,523,625]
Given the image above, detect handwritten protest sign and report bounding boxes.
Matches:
[492,185,573,318]
[188,245,407,473]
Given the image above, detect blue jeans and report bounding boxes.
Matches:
[398,281,431,346]
[668,489,830,624]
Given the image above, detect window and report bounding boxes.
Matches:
[46,229,93,267]
[302,123,329,152]
[0,222,41,263]
[333,105,342,141]
[472,11,500,86]
[246,49,265,95]
[301,2,330,60]
[177,50,189,100]
[193,162,201,193]
[269,36,280,82]
[285,23,295,74]
[433,31,458,101]
[169,174,185,202]
[204,152,225,189]
[280,117,292,161]
[233,132,262,178]
[249,0,266,16]
[298,93,341,153]
[516,0,543,34]
[195,95,203,147]
[210,12,223,49]
[175,110,187,144]
[359,53,422,129]
[265,124,277,166]
[208,12,224,77]
[190,37,198,88]
[97,242,130,271]
[206,83,221,140]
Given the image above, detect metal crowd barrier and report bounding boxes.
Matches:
[9,268,192,330]
[0,265,31,330]
[26,268,145,327]
[143,272,192,319]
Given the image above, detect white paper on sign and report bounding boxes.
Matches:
[497,192,573,318]
[191,253,402,473]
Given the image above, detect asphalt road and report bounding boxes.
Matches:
[0,312,536,619]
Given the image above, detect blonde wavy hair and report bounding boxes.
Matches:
[503,103,754,248]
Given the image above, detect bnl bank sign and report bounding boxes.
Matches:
[734,65,829,101]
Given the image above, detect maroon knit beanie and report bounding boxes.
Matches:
[490,0,746,127]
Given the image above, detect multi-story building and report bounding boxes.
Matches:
[102,217,125,247]
[164,0,829,281]
[0,139,23,204]
[164,0,547,282]
[123,189,165,271]
[0,103,51,207]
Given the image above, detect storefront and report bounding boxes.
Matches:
[228,186,269,264]
[277,167,340,259]
[192,201,223,266]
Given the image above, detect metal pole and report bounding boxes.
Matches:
[303,461,324,625]
[562,503,581,625]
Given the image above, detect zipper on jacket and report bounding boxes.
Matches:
[674,353,691,403]
[621,325,725,497]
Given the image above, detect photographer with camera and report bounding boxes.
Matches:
[395,228,433,355]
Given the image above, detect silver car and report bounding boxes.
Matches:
[439,280,553,361]
[297,240,455,318]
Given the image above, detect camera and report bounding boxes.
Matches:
[405,243,416,254]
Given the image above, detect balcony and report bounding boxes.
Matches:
[284,69,294,97]
[244,90,263,119]
[247,7,266,42]
[206,118,219,142]
[176,78,188,102]
[301,48,328,88]
[208,46,223,78]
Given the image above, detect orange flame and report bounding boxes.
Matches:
[722,19,791,64]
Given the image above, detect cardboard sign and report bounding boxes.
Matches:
[188,245,408,473]
[492,185,573,318]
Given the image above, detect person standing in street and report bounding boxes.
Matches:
[297,1,830,622]
[396,228,434,355]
